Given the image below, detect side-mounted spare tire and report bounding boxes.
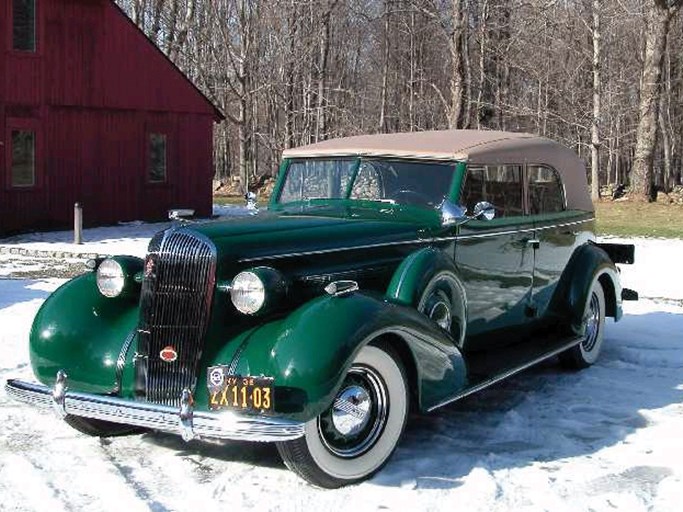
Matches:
[276,342,409,488]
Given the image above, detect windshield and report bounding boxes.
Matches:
[277,158,455,209]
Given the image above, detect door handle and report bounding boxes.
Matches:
[526,239,540,249]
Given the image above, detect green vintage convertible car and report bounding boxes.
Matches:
[6,130,636,487]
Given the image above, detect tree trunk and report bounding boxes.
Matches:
[315,1,337,142]
[591,0,602,201]
[284,1,297,149]
[378,0,391,133]
[169,0,196,62]
[150,0,166,45]
[631,1,676,202]
[448,0,465,128]
[462,0,472,128]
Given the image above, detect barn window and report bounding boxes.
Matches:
[11,130,36,187]
[13,0,36,52]
[148,133,167,182]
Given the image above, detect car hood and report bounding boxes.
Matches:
[186,205,438,271]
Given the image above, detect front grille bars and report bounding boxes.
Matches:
[136,228,217,407]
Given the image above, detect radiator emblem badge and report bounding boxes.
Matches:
[144,257,156,278]
[160,345,178,363]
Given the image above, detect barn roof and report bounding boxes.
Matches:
[283,130,592,211]
[110,1,224,122]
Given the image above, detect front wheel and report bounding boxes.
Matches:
[560,279,606,369]
[276,343,408,488]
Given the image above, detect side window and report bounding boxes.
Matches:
[350,162,382,200]
[528,165,565,214]
[461,165,523,218]
[10,129,36,187]
[13,0,36,52]
[148,133,167,183]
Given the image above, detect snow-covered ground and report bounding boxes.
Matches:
[0,234,682,511]
[0,204,253,260]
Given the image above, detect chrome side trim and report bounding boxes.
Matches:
[114,329,137,394]
[434,217,596,243]
[239,217,595,262]
[427,336,583,412]
[239,238,426,263]
[5,378,305,443]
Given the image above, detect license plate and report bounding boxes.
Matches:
[207,366,273,412]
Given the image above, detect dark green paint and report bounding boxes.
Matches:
[30,273,139,393]
[193,292,465,419]
[27,156,623,426]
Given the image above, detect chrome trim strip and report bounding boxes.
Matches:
[114,329,137,394]
[427,336,582,412]
[5,379,305,443]
[239,217,595,262]
[239,238,426,263]
[434,217,595,243]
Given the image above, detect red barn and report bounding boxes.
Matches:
[0,0,223,234]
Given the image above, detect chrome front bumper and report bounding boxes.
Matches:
[4,371,304,443]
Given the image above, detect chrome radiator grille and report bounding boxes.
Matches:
[136,229,217,407]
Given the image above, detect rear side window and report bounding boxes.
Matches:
[461,165,524,218]
[528,165,565,214]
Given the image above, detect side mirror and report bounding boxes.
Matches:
[472,201,495,221]
[439,199,468,226]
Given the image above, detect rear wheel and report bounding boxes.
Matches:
[276,343,408,488]
[64,415,143,437]
[561,279,606,369]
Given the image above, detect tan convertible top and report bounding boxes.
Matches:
[283,130,592,211]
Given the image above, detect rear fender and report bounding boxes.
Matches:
[550,243,623,333]
[197,292,466,422]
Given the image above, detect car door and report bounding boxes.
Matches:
[455,164,535,351]
[527,165,579,320]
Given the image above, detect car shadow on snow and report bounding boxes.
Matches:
[372,308,683,489]
[142,431,284,470]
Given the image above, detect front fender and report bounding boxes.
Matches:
[197,292,466,422]
[29,273,139,393]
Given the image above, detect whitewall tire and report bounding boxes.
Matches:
[276,343,408,488]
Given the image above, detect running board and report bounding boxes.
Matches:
[427,336,582,412]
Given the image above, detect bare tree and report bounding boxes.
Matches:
[631,0,681,201]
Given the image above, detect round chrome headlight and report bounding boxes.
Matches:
[96,258,125,298]
[230,271,266,315]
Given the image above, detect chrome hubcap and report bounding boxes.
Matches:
[429,300,452,330]
[318,366,388,458]
[331,385,371,436]
[582,292,600,352]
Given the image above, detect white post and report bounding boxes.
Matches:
[74,203,83,245]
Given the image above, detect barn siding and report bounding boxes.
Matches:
[1,0,220,235]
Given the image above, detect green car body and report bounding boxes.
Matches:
[8,130,635,488]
